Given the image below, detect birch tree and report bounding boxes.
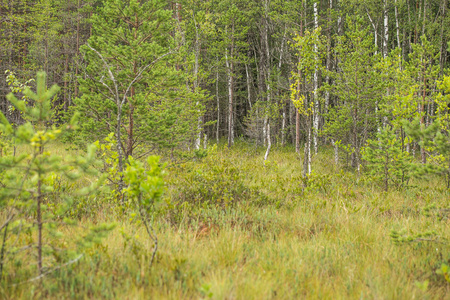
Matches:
[291,27,325,175]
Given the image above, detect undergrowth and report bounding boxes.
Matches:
[0,142,449,299]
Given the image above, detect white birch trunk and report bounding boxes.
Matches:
[337,0,342,37]
[383,0,389,57]
[395,0,401,49]
[313,1,319,155]
[263,116,268,146]
[264,123,271,164]
[366,10,378,54]
[264,0,271,147]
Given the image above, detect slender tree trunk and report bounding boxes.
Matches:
[193,21,201,150]
[295,55,301,154]
[303,115,312,176]
[313,1,319,155]
[440,0,447,73]
[264,123,271,163]
[278,27,287,146]
[36,138,45,275]
[395,0,401,49]
[37,175,43,275]
[416,0,421,43]
[332,139,338,165]
[366,11,378,54]
[296,6,304,154]
[216,60,220,144]
[421,64,427,164]
[75,0,80,99]
[325,0,332,118]
[422,0,427,36]
[64,54,69,112]
[296,110,300,153]
[263,0,271,147]
[127,92,134,157]
[116,100,125,203]
[383,0,389,58]
[245,63,252,110]
[383,0,389,130]
[407,0,412,53]
[225,26,234,148]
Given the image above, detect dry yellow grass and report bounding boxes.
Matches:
[1,142,449,299]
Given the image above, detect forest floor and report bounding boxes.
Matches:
[1,142,449,299]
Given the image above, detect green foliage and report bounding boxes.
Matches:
[94,132,121,201]
[166,145,268,224]
[124,156,165,211]
[323,16,384,169]
[405,117,450,186]
[123,155,165,269]
[74,0,205,158]
[390,229,440,245]
[4,70,35,119]
[362,127,413,191]
[0,72,113,281]
[290,26,325,117]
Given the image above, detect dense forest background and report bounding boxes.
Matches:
[3,0,450,171]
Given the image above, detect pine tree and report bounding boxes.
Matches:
[323,16,384,171]
[75,0,204,198]
[362,127,413,191]
[0,72,113,280]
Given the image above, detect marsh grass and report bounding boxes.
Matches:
[0,142,449,299]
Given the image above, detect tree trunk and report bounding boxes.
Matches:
[440,0,447,74]
[193,19,202,150]
[383,0,389,57]
[313,1,319,155]
[422,0,427,36]
[366,11,378,54]
[75,0,80,99]
[245,63,252,110]
[325,0,332,117]
[278,27,287,146]
[225,29,234,148]
[394,0,401,49]
[216,59,220,144]
[264,123,271,164]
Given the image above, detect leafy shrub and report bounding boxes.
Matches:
[166,146,268,224]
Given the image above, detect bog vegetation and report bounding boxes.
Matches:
[0,0,449,299]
